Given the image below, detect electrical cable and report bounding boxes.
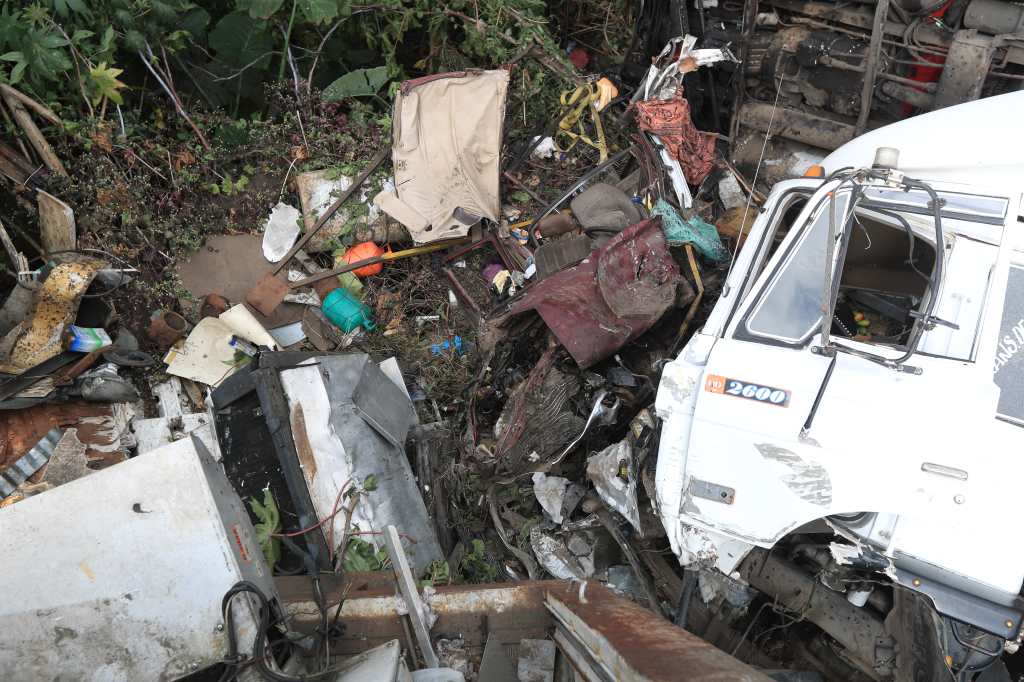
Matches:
[219,580,355,682]
[272,481,351,539]
[724,66,787,283]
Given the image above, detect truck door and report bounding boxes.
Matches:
[677,180,854,547]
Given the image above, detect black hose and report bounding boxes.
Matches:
[675,568,699,629]
[220,580,345,682]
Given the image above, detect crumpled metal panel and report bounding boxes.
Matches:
[547,582,773,681]
[506,219,680,368]
[351,358,417,448]
[314,354,442,576]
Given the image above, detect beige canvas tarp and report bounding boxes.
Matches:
[374,70,509,243]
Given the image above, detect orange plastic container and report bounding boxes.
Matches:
[343,241,386,277]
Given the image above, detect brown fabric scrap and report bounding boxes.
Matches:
[634,95,716,185]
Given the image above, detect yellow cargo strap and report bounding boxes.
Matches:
[554,82,609,162]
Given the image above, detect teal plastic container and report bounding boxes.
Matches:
[322,287,375,332]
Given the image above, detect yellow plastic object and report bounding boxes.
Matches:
[594,77,619,112]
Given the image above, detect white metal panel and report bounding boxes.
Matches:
[918,236,997,360]
[0,437,272,681]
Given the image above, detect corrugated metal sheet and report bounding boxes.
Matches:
[0,428,61,499]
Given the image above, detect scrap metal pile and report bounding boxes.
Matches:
[0,0,1022,678]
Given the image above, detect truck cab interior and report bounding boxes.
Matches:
[832,209,937,349]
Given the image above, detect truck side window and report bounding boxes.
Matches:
[742,193,851,345]
[729,194,809,312]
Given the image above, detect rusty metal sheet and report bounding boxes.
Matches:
[0,258,105,374]
[290,402,318,485]
[545,582,773,682]
[282,577,768,680]
[505,219,680,368]
[0,402,126,473]
[282,577,562,656]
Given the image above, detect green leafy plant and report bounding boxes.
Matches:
[87,62,126,105]
[342,537,388,572]
[209,173,249,195]
[0,0,567,112]
[422,559,451,587]
[323,66,389,101]
[248,488,282,572]
[460,538,498,583]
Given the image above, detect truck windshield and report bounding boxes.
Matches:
[745,192,851,344]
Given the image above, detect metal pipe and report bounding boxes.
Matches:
[965,0,1024,34]
[880,81,935,108]
[740,549,893,678]
[856,0,891,135]
[738,102,855,149]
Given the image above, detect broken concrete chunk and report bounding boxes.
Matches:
[718,172,746,210]
[262,202,301,263]
[517,639,555,682]
[529,527,599,580]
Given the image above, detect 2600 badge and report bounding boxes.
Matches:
[704,374,790,407]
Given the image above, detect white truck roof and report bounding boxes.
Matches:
[822,91,1024,192]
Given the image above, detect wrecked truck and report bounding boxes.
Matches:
[656,90,1024,679]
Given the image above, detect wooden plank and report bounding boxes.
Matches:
[383,524,439,668]
[37,190,76,253]
[0,90,66,176]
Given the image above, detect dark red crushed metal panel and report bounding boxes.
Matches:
[546,582,773,681]
[506,219,680,368]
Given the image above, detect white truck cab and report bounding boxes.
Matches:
[655,91,1024,679]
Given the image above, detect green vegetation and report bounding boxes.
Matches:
[0,0,568,118]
